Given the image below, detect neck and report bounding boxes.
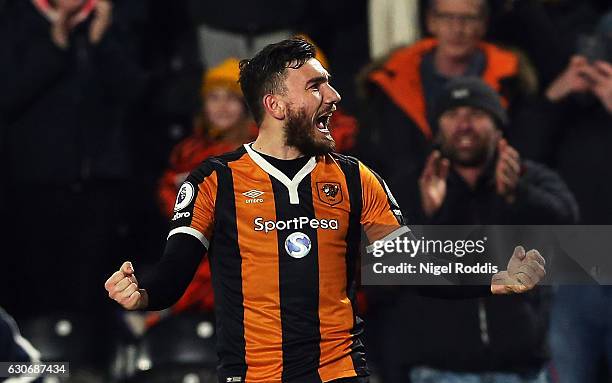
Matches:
[454,164,485,189]
[434,50,472,77]
[251,123,303,160]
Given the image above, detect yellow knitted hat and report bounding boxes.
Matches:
[201,58,242,97]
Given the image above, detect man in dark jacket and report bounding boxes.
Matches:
[367,78,578,383]
[414,78,579,226]
[535,11,612,383]
[0,0,142,318]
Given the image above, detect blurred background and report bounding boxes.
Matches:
[0,0,611,382]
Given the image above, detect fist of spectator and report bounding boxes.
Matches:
[495,139,521,203]
[105,261,148,310]
[419,150,450,218]
[546,56,592,102]
[491,246,546,294]
[89,0,113,45]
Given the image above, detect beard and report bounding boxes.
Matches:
[439,135,494,167]
[284,106,336,157]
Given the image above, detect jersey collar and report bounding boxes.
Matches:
[244,143,317,205]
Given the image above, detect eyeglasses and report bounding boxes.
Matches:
[433,11,483,25]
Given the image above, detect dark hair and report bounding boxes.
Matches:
[427,0,489,19]
[239,38,316,125]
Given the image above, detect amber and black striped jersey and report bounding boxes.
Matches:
[166,144,407,383]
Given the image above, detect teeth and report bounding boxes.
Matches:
[316,120,329,133]
[315,112,333,133]
[459,137,473,145]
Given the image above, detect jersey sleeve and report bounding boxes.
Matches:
[167,161,217,249]
[359,161,409,251]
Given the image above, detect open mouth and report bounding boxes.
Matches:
[454,133,479,149]
[458,136,474,147]
[315,111,334,133]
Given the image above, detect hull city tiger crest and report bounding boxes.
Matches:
[317,182,343,206]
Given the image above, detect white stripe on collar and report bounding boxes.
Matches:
[244,143,317,205]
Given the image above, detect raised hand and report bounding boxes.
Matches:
[89,0,113,44]
[495,139,521,203]
[49,0,89,49]
[586,60,612,114]
[50,9,74,49]
[546,55,592,102]
[419,150,450,218]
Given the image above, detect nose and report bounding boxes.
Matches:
[455,110,473,131]
[325,84,341,105]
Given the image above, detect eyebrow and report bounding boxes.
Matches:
[305,75,330,88]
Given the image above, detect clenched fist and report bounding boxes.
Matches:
[491,246,546,294]
[105,261,148,310]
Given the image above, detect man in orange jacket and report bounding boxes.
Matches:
[359,0,534,222]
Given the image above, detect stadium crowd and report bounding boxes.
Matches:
[0,0,611,382]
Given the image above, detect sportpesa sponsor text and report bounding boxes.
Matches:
[254,217,339,233]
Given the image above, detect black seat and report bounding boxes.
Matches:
[18,312,122,382]
[129,313,218,383]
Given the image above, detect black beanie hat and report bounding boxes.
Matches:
[431,77,509,129]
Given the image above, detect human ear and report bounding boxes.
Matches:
[263,94,286,120]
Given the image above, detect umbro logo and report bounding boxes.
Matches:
[243,190,264,199]
[243,190,264,204]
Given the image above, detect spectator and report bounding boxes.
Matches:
[535,10,612,383]
[158,58,257,218]
[510,8,612,182]
[0,0,142,318]
[416,78,578,225]
[367,78,578,383]
[530,10,612,222]
[358,0,538,219]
